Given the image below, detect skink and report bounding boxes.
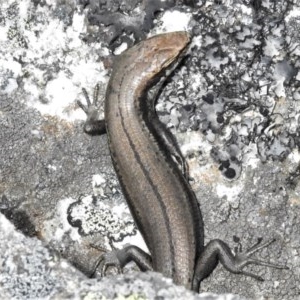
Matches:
[78,31,288,291]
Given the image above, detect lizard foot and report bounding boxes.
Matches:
[192,238,288,292]
[77,84,106,135]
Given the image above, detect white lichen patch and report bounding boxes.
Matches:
[156,10,192,33]
[287,148,300,167]
[42,197,82,242]
[117,231,148,253]
[0,0,109,121]
[215,181,244,204]
[68,195,137,243]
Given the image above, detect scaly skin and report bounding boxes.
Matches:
[105,32,204,289]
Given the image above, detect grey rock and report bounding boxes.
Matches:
[0,0,299,299]
[0,214,243,300]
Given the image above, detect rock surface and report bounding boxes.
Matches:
[0,0,299,299]
[0,214,244,300]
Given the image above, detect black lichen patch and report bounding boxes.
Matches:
[78,0,177,49]
[211,147,241,180]
[0,195,37,237]
[157,0,300,179]
[286,164,300,189]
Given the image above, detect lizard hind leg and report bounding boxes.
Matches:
[192,238,288,292]
[91,244,153,278]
